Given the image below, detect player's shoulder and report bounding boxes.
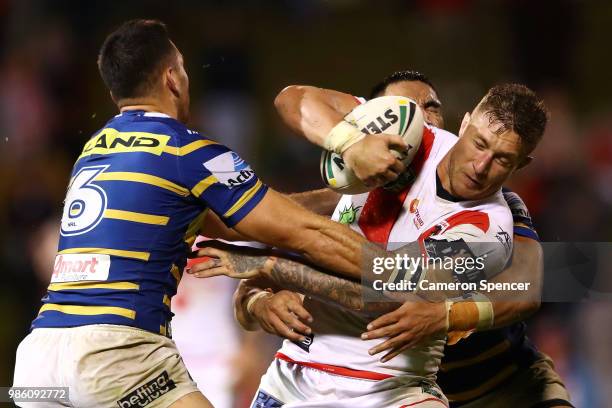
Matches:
[473,190,512,225]
[461,191,513,256]
[110,111,216,144]
[132,114,236,161]
[420,124,459,166]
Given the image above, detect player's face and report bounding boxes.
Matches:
[383,81,444,128]
[447,109,527,200]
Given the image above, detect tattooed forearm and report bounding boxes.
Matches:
[267,257,400,314]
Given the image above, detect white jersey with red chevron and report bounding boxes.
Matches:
[276,125,513,380]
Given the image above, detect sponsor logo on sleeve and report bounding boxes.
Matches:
[116,371,176,408]
[203,151,255,188]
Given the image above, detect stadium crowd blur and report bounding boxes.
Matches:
[1,1,611,407]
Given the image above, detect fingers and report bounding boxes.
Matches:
[368,331,416,359]
[191,266,229,278]
[389,159,406,174]
[267,314,305,342]
[272,298,312,335]
[366,310,401,332]
[252,292,313,341]
[380,342,412,363]
[288,302,313,324]
[361,321,403,341]
[282,314,312,336]
[383,134,408,150]
[188,258,221,273]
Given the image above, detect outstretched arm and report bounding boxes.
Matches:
[289,188,341,216]
[201,189,341,241]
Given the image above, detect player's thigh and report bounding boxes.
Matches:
[71,325,199,407]
[13,329,72,407]
[453,354,572,408]
[169,391,214,408]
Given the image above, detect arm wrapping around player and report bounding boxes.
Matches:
[476,235,542,328]
[229,253,398,316]
[274,85,357,148]
[274,85,407,186]
[195,237,509,316]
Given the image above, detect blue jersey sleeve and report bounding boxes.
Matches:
[178,138,268,227]
[502,188,539,241]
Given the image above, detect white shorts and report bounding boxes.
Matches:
[251,356,448,408]
[13,325,199,408]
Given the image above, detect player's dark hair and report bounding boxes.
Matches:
[369,70,437,99]
[98,19,176,100]
[477,84,548,154]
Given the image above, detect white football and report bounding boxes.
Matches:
[320,96,424,194]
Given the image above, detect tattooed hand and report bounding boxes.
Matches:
[187,241,273,279]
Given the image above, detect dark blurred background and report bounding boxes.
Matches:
[0,0,611,407]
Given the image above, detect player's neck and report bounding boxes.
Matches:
[436,156,453,195]
[118,98,178,120]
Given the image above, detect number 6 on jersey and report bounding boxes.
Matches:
[61,165,109,236]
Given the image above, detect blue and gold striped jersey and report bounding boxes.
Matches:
[440,188,540,406]
[31,110,268,336]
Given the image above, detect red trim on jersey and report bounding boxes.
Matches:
[443,209,490,234]
[358,127,436,245]
[410,126,436,175]
[399,397,448,407]
[417,209,490,257]
[275,352,393,381]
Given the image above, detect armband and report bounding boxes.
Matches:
[246,291,272,316]
[445,292,494,332]
[324,120,366,155]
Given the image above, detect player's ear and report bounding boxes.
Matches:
[458,112,470,137]
[165,67,180,99]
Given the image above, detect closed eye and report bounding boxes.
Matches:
[473,139,485,150]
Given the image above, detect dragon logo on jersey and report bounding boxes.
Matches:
[338,204,361,224]
[203,151,255,188]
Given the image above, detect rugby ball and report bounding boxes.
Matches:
[320,96,424,194]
